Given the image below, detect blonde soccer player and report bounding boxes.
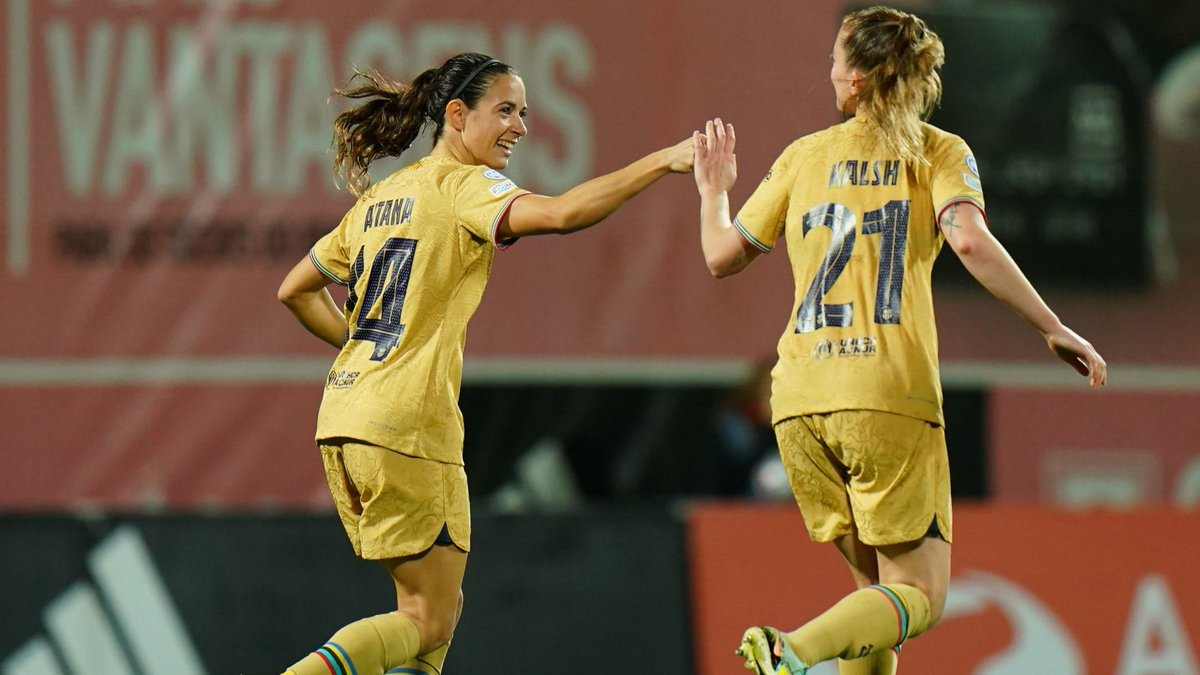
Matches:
[277,52,693,675]
[691,7,1107,675]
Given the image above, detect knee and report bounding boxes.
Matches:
[403,591,464,654]
[924,588,947,628]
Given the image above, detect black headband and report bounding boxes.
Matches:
[445,59,500,105]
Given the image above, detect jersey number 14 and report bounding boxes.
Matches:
[346,238,417,361]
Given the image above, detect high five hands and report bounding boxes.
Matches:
[693,118,737,194]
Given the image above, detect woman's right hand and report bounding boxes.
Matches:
[693,118,737,194]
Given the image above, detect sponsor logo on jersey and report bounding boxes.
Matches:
[482,169,508,181]
[326,370,361,389]
[490,180,518,197]
[966,154,979,177]
[813,337,879,359]
[813,340,835,360]
[838,336,878,357]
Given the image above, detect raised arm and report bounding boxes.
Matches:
[497,138,693,239]
[277,256,347,349]
[939,203,1107,387]
[694,119,760,278]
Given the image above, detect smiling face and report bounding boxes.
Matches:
[459,74,528,170]
[830,28,860,115]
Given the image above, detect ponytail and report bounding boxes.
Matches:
[332,68,435,196]
[331,53,517,196]
[841,7,945,167]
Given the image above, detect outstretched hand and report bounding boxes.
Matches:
[1046,326,1107,388]
[665,136,696,173]
[693,118,737,194]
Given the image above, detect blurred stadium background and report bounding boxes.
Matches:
[2,0,1199,672]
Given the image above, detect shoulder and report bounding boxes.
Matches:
[767,132,824,174]
[792,124,842,152]
[922,123,972,155]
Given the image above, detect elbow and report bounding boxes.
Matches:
[277,282,301,308]
[708,262,734,278]
[950,239,975,260]
[705,254,740,279]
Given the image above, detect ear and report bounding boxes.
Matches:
[445,99,467,132]
[849,69,865,94]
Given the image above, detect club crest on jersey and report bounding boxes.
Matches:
[483,169,508,181]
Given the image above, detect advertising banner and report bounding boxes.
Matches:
[989,389,1200,507]
[1,0,824,509]
[1,511,691,675]
[2,0,1194,510]
[689,503,1200,675]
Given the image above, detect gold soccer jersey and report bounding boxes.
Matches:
[735,118,985,426]
[309,156,529,464]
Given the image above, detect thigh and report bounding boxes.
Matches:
[382,543,469,619]
[834,530,880,589]
[381,543,469,653]
[832,411,952,547]
[324,441,472,560]
[775,415,855,543]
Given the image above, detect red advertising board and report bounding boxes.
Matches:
[2,0,1198,510]
[689,503,1200,675]
[1,0,838,508]
[990,390,1200,507]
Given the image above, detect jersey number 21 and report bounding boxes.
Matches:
[796,200,910,334]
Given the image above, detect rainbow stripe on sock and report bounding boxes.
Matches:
[315,642,357,675]
[868,585,911,647]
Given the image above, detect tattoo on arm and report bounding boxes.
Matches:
[940,204,961,235]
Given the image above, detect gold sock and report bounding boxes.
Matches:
[783,584,930,666]
[285,612,420,675]
[838,647,898,675]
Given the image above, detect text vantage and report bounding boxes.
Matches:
[43,16,594,197]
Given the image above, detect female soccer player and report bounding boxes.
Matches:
[277,52,692,675]
[691,7,1106,675]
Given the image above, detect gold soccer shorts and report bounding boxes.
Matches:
[775,411,952,546]
[320,440,471,559]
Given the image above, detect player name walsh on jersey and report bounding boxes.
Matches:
[364,197,416,231]
[828,159,901,189]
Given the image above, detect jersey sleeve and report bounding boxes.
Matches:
[732,141,802,253]
[454,167,532,249]
[308,210,355,285]
[930,134,986,222]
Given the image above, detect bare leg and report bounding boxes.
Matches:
[285,545,467,675]
[382,544,469,654]
[875,535,951,627]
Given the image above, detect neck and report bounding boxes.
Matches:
[431,135,472,165]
